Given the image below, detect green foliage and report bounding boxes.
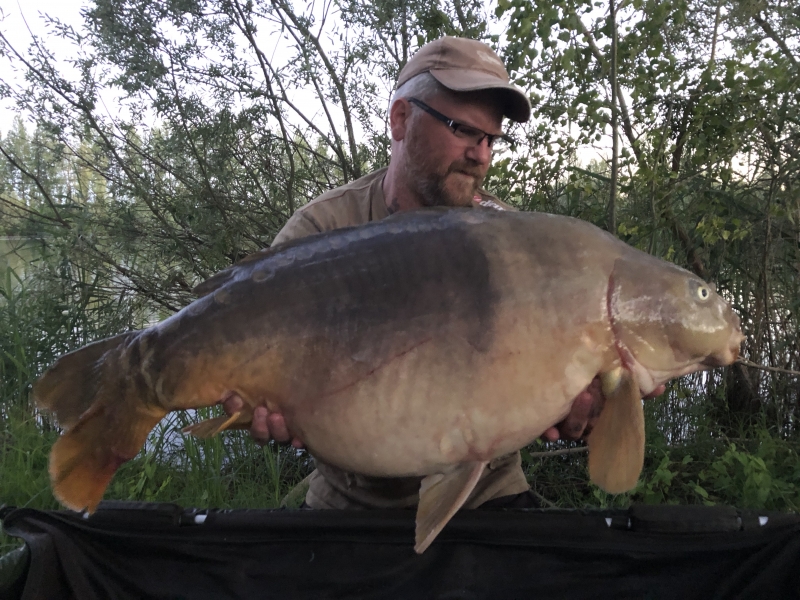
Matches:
[0,407,59,511]
[697,439,800,511]
[630,434,800,512]
[525,427,800,512]
[525,369,800,511]
[493,0,800,442]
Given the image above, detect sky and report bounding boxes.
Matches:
[0,0,375,143]
[0,0,91,134]
[0,0,612,165]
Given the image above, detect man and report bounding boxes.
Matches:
[223,36,663,509]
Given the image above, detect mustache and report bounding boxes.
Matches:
[448,162,485,180]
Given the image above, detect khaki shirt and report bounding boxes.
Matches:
[274,167,531,509]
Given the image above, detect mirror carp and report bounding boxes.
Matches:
[33,209,743,553]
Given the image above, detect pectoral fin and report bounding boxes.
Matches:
[182,411,243,438]
[415,461,487,554]
[587,368,645,494]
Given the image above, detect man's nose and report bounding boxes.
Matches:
[465,137,492,165]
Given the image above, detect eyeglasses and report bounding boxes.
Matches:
[407,97,516,152]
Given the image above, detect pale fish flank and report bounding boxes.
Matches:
[33,208,743,553]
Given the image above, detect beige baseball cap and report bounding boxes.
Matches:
[396,36,531,123]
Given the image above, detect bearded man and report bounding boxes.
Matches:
[223,36,663,510]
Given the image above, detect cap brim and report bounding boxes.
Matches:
[431,69,531,123]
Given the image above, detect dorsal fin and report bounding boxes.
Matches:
[193,208,474,298]
[192,236,314,297]
[192,269,236,298]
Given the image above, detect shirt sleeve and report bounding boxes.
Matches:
[271,211,323,246]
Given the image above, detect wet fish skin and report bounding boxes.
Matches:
[33,208,743,552]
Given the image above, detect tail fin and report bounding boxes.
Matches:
[34,333,136,429]
[33,332,167,512]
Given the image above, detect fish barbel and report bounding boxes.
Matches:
[33,209,743,553]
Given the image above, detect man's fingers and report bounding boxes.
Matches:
[267,412,291,443]
[253,407,305,448]
[250,406,272,445]
[644,384,666,399]
[540,426,561,442]
[221,392,244,415]
[218,393,303,447]
[558,391,595,440]
[268,413,306,448]
[541,379,665,445]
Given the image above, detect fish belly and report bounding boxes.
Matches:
[282,307,611,478]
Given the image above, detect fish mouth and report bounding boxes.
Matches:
[702,328,744,367]
[630,326,744,390]
[612,337,727,397]
[605,270,740,394]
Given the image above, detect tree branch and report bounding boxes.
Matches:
[0,140,70,229]
[738,358,800,377]
[752,12,798,68]
[229,0,299,213]
[270,0,361,180]
[573,16,643,165]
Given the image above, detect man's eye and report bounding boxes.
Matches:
[455,125,482,139]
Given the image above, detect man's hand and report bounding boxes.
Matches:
[540,377,667,442]
[221,392,305,448]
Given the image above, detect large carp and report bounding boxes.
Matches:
[34,209,743,553]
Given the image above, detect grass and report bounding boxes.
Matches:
[0,406,313,555]
[523,402,800,512]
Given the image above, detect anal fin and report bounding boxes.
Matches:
[587,368,645,494]
[182,411,244,438]
[415,461,486,554]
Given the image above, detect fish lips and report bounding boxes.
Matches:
[701,327,745,367]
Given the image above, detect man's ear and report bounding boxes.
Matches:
[389,98,411,141]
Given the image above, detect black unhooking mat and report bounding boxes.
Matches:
[1,502,799,600]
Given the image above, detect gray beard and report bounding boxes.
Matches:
[405,157,480,208]
[403,121,482,207]
[417,173,453,208]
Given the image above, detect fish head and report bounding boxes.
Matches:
[609,256,744,392]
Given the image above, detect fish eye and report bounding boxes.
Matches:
[695,285,711,301]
